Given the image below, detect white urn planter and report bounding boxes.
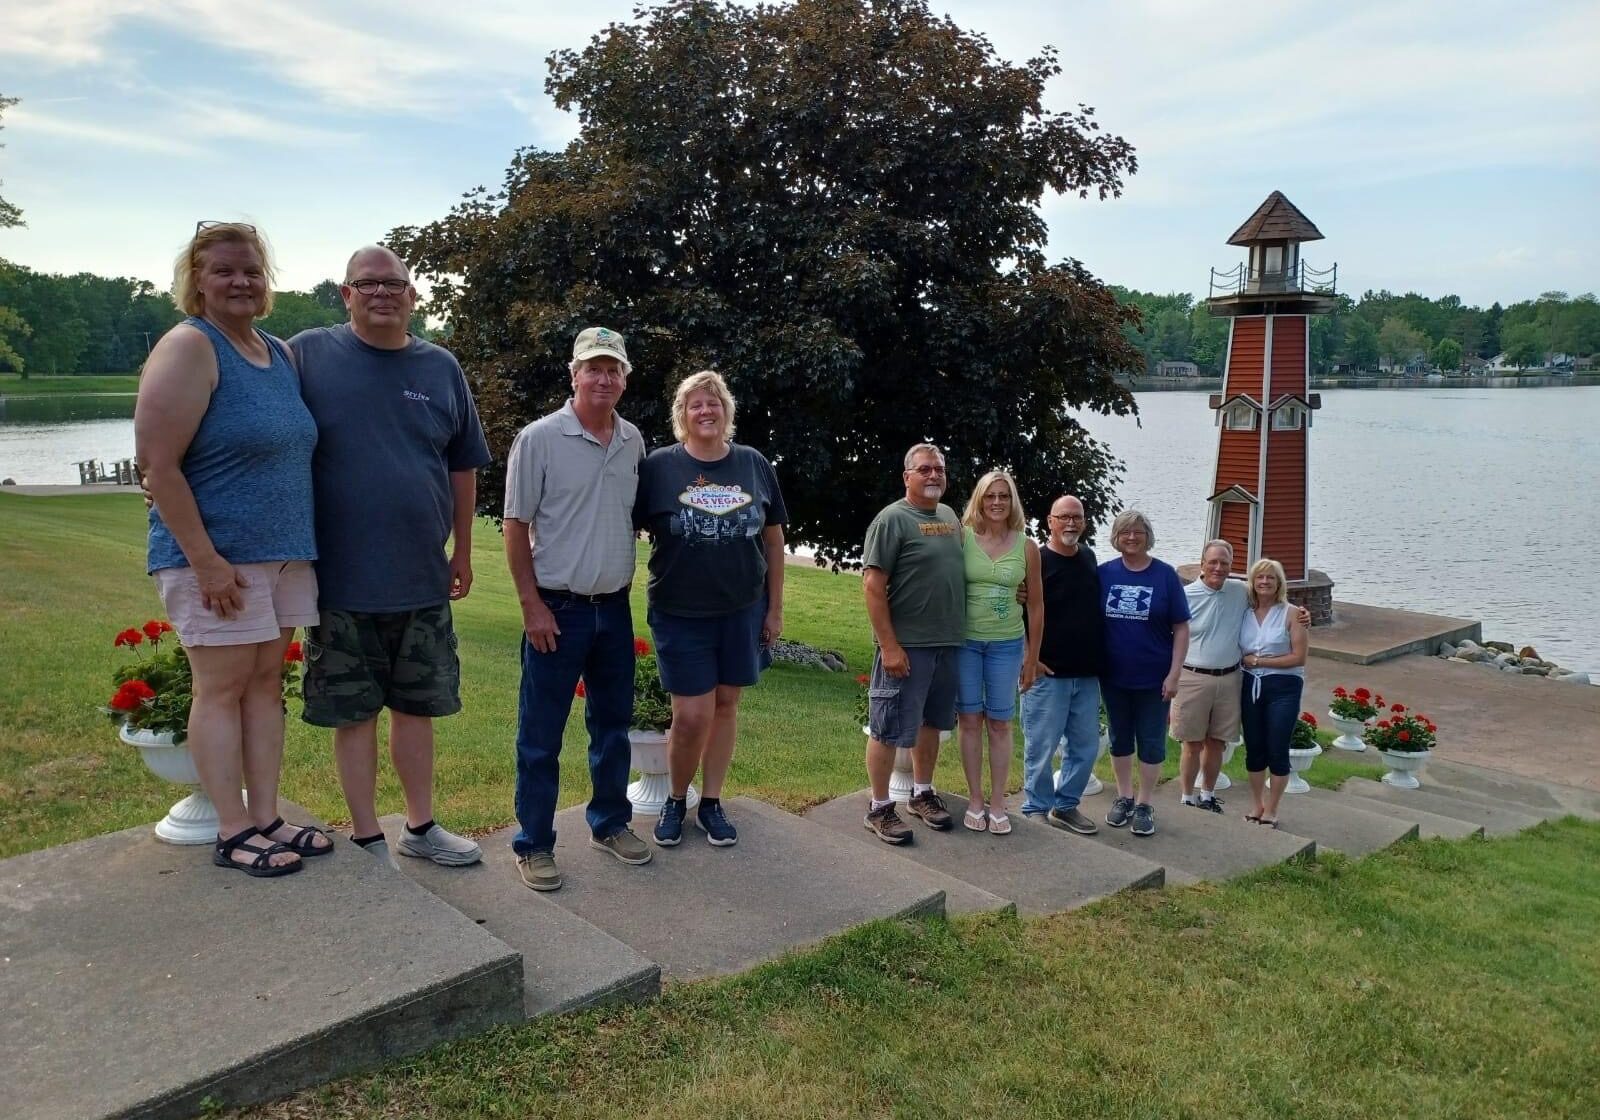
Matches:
[1285,743,1322,794]
[627,729,698,818]
[1054,729,1111,797]
[1327,711,1369,752]
[1215,736,1242,792]
[1378,748,1432,789]
[120,724,226,845]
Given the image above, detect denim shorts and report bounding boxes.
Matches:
[956,636,1026,720]
[648,598,766,696]
[1101,682,1170,765]
[867,646,959,748]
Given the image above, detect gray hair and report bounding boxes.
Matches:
[343,244,410,283]
[903,442,945,470]
[1201,538,1234,565]
[1110,508,1155,548]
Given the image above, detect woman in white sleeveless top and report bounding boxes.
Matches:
[1239,558,1308,828]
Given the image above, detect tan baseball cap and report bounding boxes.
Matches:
[572,326,628,364]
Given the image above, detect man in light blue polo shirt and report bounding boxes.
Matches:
[503,327,651,892]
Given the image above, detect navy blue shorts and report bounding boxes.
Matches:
[648,599,767,696]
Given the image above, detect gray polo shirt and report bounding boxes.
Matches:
[1184,577,1248,669]
[503,400,644,595]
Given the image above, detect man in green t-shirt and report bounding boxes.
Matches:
[860,443,965,843]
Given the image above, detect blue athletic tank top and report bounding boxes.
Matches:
[146,317,318,572]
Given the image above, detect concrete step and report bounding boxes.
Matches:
[1064,784,1314,885]
[1256,787,1420,856]
[379,815,659,1018]
[0,807,522,1120]
[1340,778,1545,836]
[805,790,1163,916]
[525,797,987,980]
[1401,758,1600,821]
[1308,787,1484,840]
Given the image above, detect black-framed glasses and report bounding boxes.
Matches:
[1049,513,1085,522]
[195,220,256,235]
[908,464,946,477]
[346,278,410,295]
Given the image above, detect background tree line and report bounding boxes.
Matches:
[1115,286,1600,376]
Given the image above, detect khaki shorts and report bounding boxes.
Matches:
[1170,667,1242,743]
[153,560,319,647]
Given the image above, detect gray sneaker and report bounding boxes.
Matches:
[516,851,562,891]
[1131,803,1156,836]
[591,827,653,865]
[1047,807,1100,835]
[1105,796,1136,828]
[398,822,483,867]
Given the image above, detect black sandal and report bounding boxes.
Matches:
[260,816,333,857]
[1244,813,1263,823]
[214,826,302,877]
[1259,817,1280,830]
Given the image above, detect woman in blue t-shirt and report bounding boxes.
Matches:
[634,371,787,850]
[1098,509,1190,838]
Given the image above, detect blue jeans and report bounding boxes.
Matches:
[512,595,636,855]
[1241,673,1303,777]
[1019,675,1102,815]
[956,636,1026,720]
[1101,682,1169,765]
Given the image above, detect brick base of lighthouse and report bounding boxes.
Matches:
[1289,570,1335,626]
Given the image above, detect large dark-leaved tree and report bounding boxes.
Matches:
[393,0,1142,564]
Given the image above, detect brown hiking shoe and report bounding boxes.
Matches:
[906,789,953,830]
[863,803,913,845]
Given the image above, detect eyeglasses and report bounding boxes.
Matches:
[346,278,410,295]
[195,220,256,235]
[907,464,946,477]
[1049,513,1085,523]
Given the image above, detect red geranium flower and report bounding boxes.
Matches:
[575,680,586,697]
[283,641,304,663]
[634,638,651,656]
[1378,719,1391,729]
[1353,687,1370,700]
[142,620,166,641]
[1391,703,1405,713]
[109,680,156,711]
[1301,712,1317,727]
[1375,695,1385,707]
[113,628,143,648]
[1333,686,1347,698]
[1397,730,1411,742]
[856,674,870,685]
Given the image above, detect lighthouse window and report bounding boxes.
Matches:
[1223,400,1258,430]
[1271,402,1305,430]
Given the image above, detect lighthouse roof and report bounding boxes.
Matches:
[1227,191,1324,246]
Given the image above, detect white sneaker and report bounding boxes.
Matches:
[397,822,482,867]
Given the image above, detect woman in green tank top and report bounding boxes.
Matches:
[955,470,1043,834]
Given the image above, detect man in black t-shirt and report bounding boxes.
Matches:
[1018,495,1105,834]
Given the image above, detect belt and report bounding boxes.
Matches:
[542,586,631,604]
[1183,663,1239,677]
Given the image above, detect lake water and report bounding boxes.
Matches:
[3,386,1597,673]
[1072,386,1600,674]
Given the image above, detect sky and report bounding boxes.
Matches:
[2,0,1596,308]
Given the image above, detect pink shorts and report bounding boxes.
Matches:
[153,560,320,647]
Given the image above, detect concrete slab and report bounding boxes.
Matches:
[1268,788,1419,856]
[1310,789,1484,841]
[1,809,522,1120]
[1043,784,1313,886]
[1309,600,1481,665]
[379,816,659,1018]
[1339,778,1546,837]
[1409,759,1600,821]
[1304,653,1600,793]
[805,790,1162,915]
[529,797,956,979]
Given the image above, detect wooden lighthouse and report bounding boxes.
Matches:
[1204,191,1339,620]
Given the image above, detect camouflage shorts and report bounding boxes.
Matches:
[301,603,462,727]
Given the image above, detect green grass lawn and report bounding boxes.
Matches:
[8,493,1595,1119]
[0,373,140,396]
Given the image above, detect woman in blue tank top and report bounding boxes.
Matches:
[135,222,328,877]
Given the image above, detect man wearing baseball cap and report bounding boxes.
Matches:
[503,326,651,891]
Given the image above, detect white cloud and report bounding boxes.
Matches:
[6,105,198,155]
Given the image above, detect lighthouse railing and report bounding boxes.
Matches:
[1208,261,1338,298]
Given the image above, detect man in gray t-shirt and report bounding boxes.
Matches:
[860,442,964,844]
[293,246,492,870]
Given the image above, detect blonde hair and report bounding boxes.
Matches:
[670,369,736,443]
[171,222,276,318]
[1247,558,1289,606]
[1201,539,1234,565]
[1110,508,1156,549]
[962,470,1025,533]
